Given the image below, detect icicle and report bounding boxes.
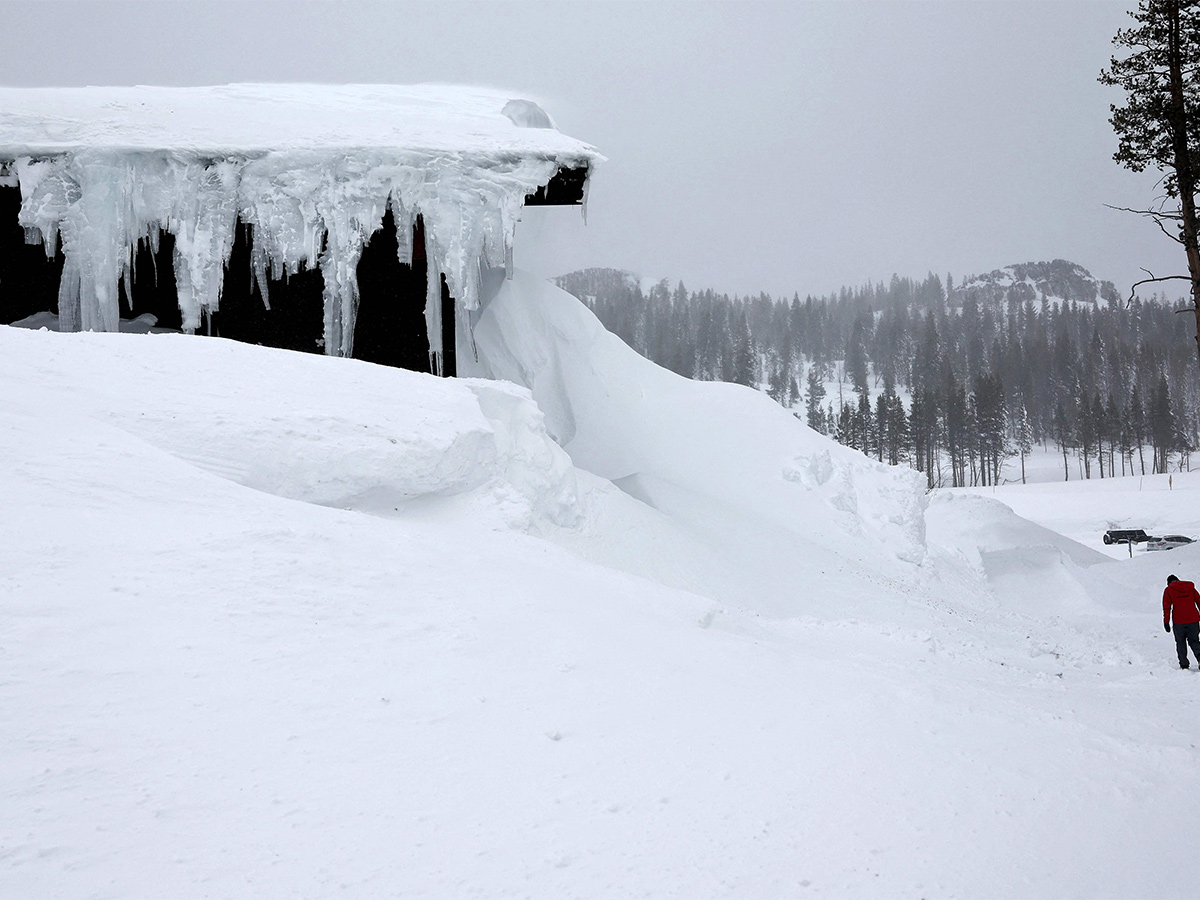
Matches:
[173,244,199,332]
[122,251,133,311]
[319,228,341,357]
[148,231,160,285]
[15,156,73,261]
[57,258,81,332]
[391,193,414,267]
[66,153,137,332]
[457,296,474,365]
[250,235,271,309]
[166,159,240,328]
[315,176,386,358]
[425,241,443,376]
[4,130,594,352]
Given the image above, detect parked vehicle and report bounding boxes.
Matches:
[1103,529,1151,545]
[1145,535,1196,551]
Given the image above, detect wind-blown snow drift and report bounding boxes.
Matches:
[926,491,1119,618]
[0,327,581,533]
[0,84,600,367]
[462,271,927,576]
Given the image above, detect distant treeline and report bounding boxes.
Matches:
[554,263,1200,487]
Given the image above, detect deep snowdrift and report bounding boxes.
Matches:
[461,271,929,617]
[6,276,1200,898]
[1,327,582,533]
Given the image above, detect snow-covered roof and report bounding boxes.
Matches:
[0,83,600,161]
[0,84,602,366]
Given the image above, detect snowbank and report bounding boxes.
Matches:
[0,326,580,533]
[926,491,1119,617]
[463,271,928,576]
[9,299,1200,896]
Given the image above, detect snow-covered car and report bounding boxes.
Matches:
[1145,535,1196,551]
[1103,528,1150,545]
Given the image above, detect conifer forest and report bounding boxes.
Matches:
[556,260,1200,488]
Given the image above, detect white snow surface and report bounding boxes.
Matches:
[0,84,593,157]
[0,84,600,364]
[6,274,1200,898]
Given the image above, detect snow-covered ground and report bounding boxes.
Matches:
[5,274,1200,898]
[962,462,1200,559]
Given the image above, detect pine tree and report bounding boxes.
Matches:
[910,387,938,487]
[1105,392,1122,476]
[846,317,870,397]
[1100,0,1200,371]
[886,391,910,466]
[1015,401,1034,484]
[1092,393,1107,479]
[1130,383,1148,473]
[1150,373,1178,472]
[731,312,755,387]
[944,370,969,487]
[1053,400,1075,481]
[874,392,889,462]
[857,392,875,457]
[836,402,856,449]
[805,367,827,432]
[767,364,787,404]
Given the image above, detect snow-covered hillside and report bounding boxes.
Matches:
[956,258,1121,307]
[5,274,1200,898]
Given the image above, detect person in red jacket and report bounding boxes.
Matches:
[1163,574,1200,669]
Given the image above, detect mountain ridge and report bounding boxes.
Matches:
[556,258,1123,308]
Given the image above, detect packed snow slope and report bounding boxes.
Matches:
[5,275,1200,898]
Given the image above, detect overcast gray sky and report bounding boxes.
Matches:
[0,1,1178,299]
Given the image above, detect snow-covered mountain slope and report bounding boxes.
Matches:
[956,258,1120,307]
[5,278,1200,897]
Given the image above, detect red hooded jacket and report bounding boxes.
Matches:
[1164,580,1200,626]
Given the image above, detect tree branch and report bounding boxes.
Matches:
[1105,203,1187,244]
[1156,216,1186,244]
[1104,203,1183,219]
[1127,269,1196,305]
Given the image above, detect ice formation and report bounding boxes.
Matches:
[0,84,600,366]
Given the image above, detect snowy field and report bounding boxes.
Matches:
[6,275,1200,898]
[961,462,1200,560]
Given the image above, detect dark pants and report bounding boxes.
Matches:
[1174,622,1200,667]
